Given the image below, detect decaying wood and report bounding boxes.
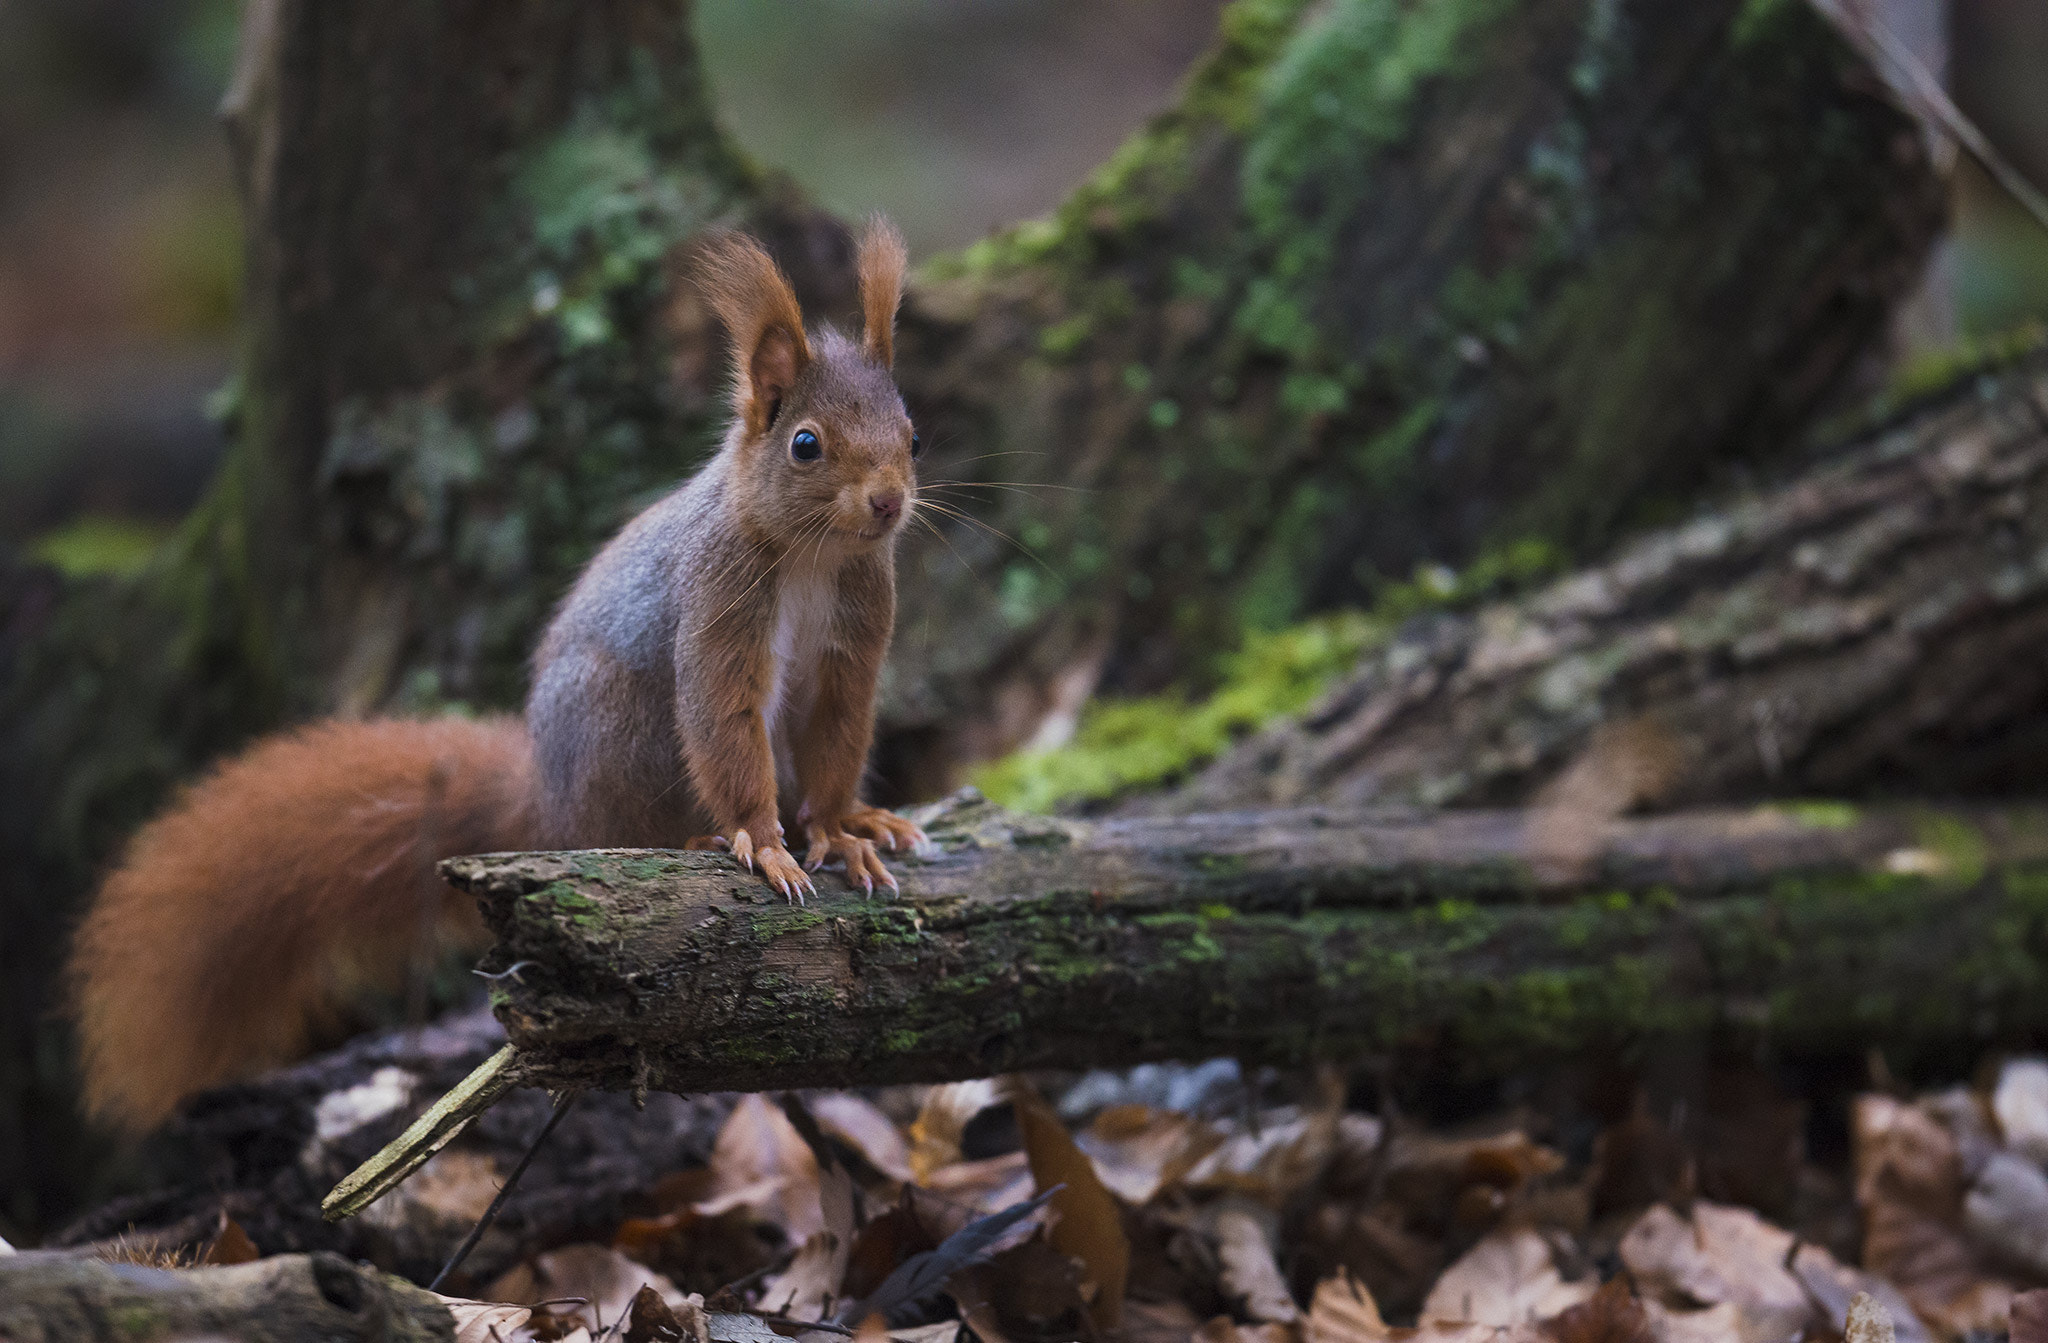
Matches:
[1168,353,2048,815]
[452,792,2048,1101]
[0,1250,451,1343]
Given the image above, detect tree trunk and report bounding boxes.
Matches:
[1165,352,2048,815]
[0,0,1943,1233]
[0,1250,452,1343]
[453,793,2048,1099]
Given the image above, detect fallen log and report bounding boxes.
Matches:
[460,791,2048,1101]
[0,1250,451,1343]
[1167,352,2048,815]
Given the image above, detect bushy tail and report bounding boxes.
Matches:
[69,716,538,1131]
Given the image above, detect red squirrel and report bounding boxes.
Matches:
[70,221,929,1130]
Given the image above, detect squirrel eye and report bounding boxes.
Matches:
[909,432,923,460]
[790,429,822,462]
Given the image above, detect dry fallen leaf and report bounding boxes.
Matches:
[488,1243,691,1336]
[2011,1289,2048,1343]
[1852,1093,2014,1337]
[201,1213,260,1266]
[812,1091,917,1184]
[1077,1105,1224,1206]
[1994,1060,2048,1166]
[921,1150,1034,1217]
[1307,1269,1387,1343]
[710,1093,825,1241]
[1964,1150,2048,1277]
[1544,1278,1653,1343]
[1187,1105,1344,1205]
[1421,1228,1592,1328]
[755,1230,845,1322]
[436,1294,535,1343]
[1619,1203,1813,1343]
[909,1080,1001,1183]
[1640,1300,1744,1343]
[1210,1201,1300,1325]
[1013,1078,1130,1329]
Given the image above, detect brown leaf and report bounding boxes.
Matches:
[623,1284,711,1343]
[1194,1319,1301,1343]
[435,1294,536,1343]
[755,1230,846,1323]
[202,1213,260,1266]
[922,1150,1034,1216]
[1012,1078,1130,1329]
[1852,1094,2012,1335]
[1210,1202,1301,1325]
[1076,1105,1224,1206]
[1421,1228,1592,1328]
[842,1204,938,1305]
[1619,1204,1812,1343]
[710,1093,825,1240]
[909,1080,1001,1183]
[812,1092,916,1185]
[1126,1298,1209,1343]
[1306,1269,1387,1343]
[1186,1105,1346,1205]
[488,1243,692,1337]
[1544,1278,1653,1343]
[1789,1242,1933,1343]
[2010,1290,2048,1343]
[1588,1099,1694,1218]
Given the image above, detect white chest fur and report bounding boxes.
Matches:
[762,567,837,784]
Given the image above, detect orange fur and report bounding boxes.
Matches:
[695,232,812,436]
[856,216,907,368]
[69,717,537,1131]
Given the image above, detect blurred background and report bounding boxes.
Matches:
[6,0,2045,582]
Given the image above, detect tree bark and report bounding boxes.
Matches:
[453,793,2048,1098]
[0,1250,452,1343]
[1165,352,2048,815]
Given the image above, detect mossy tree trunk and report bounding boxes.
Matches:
[0,0,1940,1234]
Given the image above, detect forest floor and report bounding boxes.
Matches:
[111,1048,2048,1343]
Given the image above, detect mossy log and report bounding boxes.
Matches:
[1169,351,2048,815]
[451,793,2048,1099]
[0,1250,452,1343]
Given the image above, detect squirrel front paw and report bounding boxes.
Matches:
[730,828,816,903]
[803,824,898,896]
[840,805,927,854]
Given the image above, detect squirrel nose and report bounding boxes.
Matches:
[868,490,904,520]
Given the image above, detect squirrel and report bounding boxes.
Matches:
[69,220,930,1131]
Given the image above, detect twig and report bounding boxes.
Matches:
[1809,0,2048,235]
[428,1089,580,1292]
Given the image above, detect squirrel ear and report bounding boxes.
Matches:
[856,215,907,369]
[695,232,812,436]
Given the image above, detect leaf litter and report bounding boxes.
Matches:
[272,1055,2048,1341]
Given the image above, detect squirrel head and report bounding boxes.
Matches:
[696,219,918,554]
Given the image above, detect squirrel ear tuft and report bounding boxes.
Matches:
[695,232,812,436]
[856,215,907,369]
